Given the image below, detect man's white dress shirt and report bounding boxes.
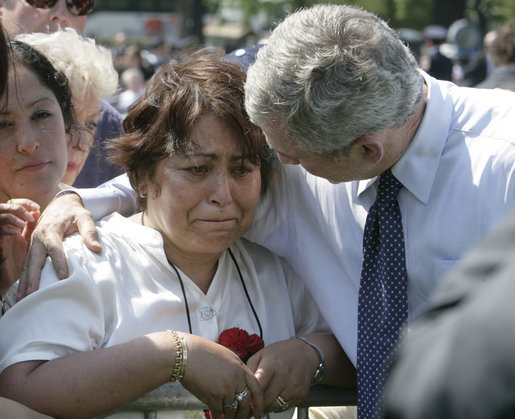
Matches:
[77,73,515,365]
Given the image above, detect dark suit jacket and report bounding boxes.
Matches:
[427,47,453,81]
[382,209,515,419]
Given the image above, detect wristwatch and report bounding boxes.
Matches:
[295,336,326,385]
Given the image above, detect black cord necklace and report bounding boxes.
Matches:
[141,211,263,337]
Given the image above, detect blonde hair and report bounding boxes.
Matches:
[16,28,118,103]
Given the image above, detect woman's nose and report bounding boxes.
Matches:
[48,0,72,27]
[208,173,233,206]
[69,130,94,152]
[16,124,40,154]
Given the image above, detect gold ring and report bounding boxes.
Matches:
[275,395,289,410]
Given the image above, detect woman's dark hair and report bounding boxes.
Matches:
[0,26,9,278]
[109,54,272,209]
[0,26,9,99]
[2,40,76,132]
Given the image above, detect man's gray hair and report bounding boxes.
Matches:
[245,4,424,156]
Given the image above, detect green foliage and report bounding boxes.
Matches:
[466,0,515,29]
[203,0,515,31]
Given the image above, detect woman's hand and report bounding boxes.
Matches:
[181,334,264,419]
[246,338,318,413]
[0,199,40,293]
[247,334,356,413]
[17,192,101,300]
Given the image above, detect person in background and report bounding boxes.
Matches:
[475,19,515,91]
[0,24,8,95]
[419,25,453,81]
[16,4,515,418]
[17,27,119,186]
[0,18,72,419]
[0,39,75,308]
[0,55,348,418]
[117,67,145,114]
[0,0,124,187]
[456,29,492,87]
[114,43,155,80]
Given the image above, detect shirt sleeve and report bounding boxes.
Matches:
[282,258,330,336]
[77,173,138,220]
[0,255,106,373]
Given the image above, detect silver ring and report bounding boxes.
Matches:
[235,387,249,402]
[275,395,289,410]
[224,399,239,410]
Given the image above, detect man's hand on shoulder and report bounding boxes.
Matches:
[17,191,101,301]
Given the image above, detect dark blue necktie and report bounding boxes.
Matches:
[357,169,408,419]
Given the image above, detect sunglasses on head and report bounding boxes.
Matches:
[25,0,94,16]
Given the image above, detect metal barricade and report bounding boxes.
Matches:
[104,383,356,418]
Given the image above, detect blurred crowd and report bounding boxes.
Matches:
[101,17,515,120]
[401,18,515,90]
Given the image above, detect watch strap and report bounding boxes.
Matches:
[294,336,326,385]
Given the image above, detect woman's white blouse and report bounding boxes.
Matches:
[0,213,328,373]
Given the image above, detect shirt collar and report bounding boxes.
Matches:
[357,71,453,204]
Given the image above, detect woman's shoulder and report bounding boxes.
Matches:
[235,237,281,262]
[63,213,163,270]
[233,238,294,281]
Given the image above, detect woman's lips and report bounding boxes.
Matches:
[67,162,80,172]
[17,160,49,172]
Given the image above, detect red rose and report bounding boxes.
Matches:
[219,328,249,359]
[246,333,265,355]
[218,327,264,363]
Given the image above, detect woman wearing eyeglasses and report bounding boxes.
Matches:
[0,0,93,37]
[17,27,119,186]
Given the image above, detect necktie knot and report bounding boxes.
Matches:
[376,169,402,204]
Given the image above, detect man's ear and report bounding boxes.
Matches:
[352,136,383,164]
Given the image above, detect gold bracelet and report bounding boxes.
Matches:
[167,330,188,382]
[179,332,188,380]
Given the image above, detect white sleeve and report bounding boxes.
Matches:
[77,174,138,220]
[282,259,330,337]
[0,255,106,373]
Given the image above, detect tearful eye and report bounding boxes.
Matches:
[0,120,12,129]
[233,167,252,176]
[188,166,208,175]
[32,110,52,121]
